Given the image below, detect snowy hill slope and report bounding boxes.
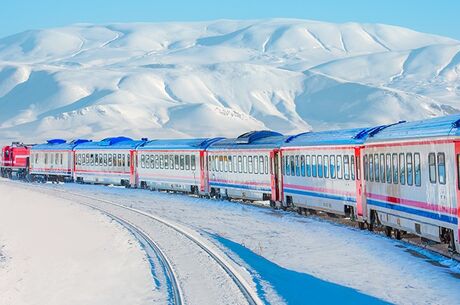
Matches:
[0,19,459,143]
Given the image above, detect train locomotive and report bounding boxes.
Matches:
[2,114,460,252]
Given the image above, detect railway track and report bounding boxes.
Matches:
[78,202,183,305]
[4,181,264,305]
[66,191,262,305]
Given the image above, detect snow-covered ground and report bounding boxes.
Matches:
[19,180,460,305]
[0,19,460,143]
[0,180,157,305]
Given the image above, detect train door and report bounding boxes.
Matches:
[270,149,283,202]
[354,146,365,221]
[454,142,460,248]
[199,150,208,193]
[129,150,136,186]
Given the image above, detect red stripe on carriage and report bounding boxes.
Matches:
[366,192,457,216]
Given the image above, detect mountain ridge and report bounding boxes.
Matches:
[0,19,459,143]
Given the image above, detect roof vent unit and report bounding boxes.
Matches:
[72,139,91,145]
[285,132,311,143]
[99,136,133,146]
[46,139,66,145]
[236,130,283,144]
[141,138,148,141]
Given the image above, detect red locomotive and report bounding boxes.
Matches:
[0,142,32,179]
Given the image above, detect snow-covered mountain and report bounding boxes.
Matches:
[0,19,459,143]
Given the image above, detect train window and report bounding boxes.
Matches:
[324,155,329,178]
[175,155,180,170]
[118,154,122,167]
[343,155,349,180]
[379,154,385,183]
[318,155,323,178]
[284,156,289,176]
[374,154,379,182]
[391,154,398,184]
[145,155,150,168]
[337,155,343,179]
[248,156,253,173]
[44,153,48,165]
[300,155,305,176]
[428,153,436,183]
[369,155,374,181]
[232,155,237,173]
[312,155,317,177]
[356,156,361,180]
[406,153,413,186]
[108,154,112,167]
[238,156,243,173]
[257,156,262,175]
[185,155,190,170]
[350,155,355,180]
[165,154,170,169]
[159,155,163,169]
[127,154,130,167]
[243,156,247,173]
[55,153,58,165]
[104,154,108,166]
[215,156,219,172]
[414,153,421,187]
[77,154,81,165]
[399,153,405,185]
[180,155,185,170]
[92,154,96,166]
[438,153,446,185]
[170,155,175,170]
[364,155,368,181]
[99,154,103,166]
[95,154,99,166]
[295,155,300,176]
[122,155,126,167]
[306,155,311,177]
[191,155,196,171]
[227,156,232,173]
[290,156,295,176]
[386,154,392,183]
[264,156,268,174]
[154,155,158,169]
[86,154,90,166]
[330,155,336,179]
[50,153,54,165]
[208,156,212,171]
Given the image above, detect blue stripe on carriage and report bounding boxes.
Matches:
[210,182,271,192]
[367,199,458,225]
[284,188,357,203]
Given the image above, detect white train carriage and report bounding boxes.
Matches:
[73,137,146,186]
[280,127,390,222]
[363,115,460,250]
[206,131,286,203]
[30,139,90,182]
[136,138,223,194]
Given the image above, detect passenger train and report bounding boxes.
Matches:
[2,114,460,252]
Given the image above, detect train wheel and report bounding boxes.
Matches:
[385,226,392,237]
[358,222,365,230]
[394,229,402,240]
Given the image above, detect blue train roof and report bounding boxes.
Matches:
[140,138,225,150]
[74,137,146,150]
[282,124,401,147]
[31,139,91,151]
[208,130,287,150]
[367,114,460,142]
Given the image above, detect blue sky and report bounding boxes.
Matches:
[1,0,459,39]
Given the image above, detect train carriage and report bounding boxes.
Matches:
[206,131,286,204]
[136,138,223,194]
[73,137,146,187]
[363,114,460,250]
[1,142,32,179]
[280,126,392,223]
[30,139,90,182]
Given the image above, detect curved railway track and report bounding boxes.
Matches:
[62,191,264,305]
[79,202,183,305]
